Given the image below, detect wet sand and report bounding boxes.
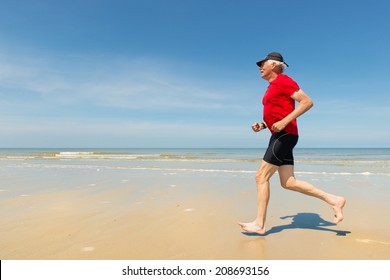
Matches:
[0,167,389,260]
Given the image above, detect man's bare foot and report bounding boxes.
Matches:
[238,221,266,235]
[332,196,346,223]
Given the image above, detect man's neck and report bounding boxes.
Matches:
[267,72,279,83]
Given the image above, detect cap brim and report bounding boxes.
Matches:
[256,59,267,67]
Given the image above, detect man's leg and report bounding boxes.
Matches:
[278,164,346,223]
[238,160,279,234]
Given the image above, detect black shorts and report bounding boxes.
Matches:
[263,131,299,166]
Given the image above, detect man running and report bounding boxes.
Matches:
[239,52,346,235]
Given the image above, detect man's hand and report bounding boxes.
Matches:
[252,122,262,132]
[272,120,287,132]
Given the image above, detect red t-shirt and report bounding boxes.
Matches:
[262,74,300,135]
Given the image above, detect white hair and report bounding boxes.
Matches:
[268,59,287,72]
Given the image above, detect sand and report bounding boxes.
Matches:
[0,166,389,260]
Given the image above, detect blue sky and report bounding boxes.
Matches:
[0,0,389,148]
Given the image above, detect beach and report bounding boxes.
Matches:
[0,148,389,260]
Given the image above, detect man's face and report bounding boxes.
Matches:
[259,60,274,80]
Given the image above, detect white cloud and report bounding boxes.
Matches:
[0,52,246,112]
[0,50,255,147]
[0,116,254,148]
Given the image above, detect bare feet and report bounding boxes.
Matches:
[332,196,346,224]
[238,221,266,235]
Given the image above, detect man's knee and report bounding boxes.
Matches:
[256,163,277,185]
[255,171,266,185]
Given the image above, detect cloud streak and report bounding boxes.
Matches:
[1,48,388,148]
[0,52,246,113]
[0,50,256,147]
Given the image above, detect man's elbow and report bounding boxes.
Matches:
[307,99,314,109]
[303,98,313,111]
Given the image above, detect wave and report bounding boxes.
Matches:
[9,163,390,176]
[296,159,390,166]
[1,151,259,163]
[2,150,389,166]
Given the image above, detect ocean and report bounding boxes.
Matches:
[0,148,388,195]
[0,148,389,175]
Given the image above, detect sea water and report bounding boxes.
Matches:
[0,148,388,174]
[0,148,388,197]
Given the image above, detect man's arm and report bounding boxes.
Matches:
[272,89,314,132]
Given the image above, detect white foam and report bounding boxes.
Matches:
[81,246,95,252]
[4,162,390,176]
[356,239,389,245]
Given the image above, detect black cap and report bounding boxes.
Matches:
[256,52,289,67]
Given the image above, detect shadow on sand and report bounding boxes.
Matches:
[242,212,351,237]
